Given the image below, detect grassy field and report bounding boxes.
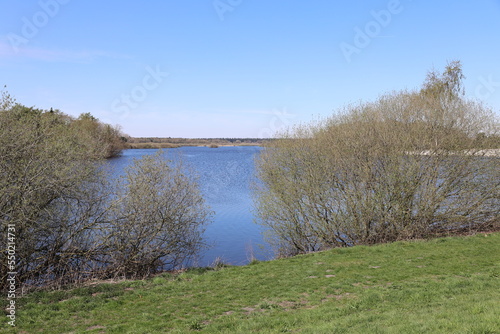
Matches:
[4,233,499,333]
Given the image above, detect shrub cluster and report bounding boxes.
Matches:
[254,61,499,256]
[0,92,211,290]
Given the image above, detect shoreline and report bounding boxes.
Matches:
[125,138,268,149]
[126,143,263,149]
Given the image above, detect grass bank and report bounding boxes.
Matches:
[4,233,499,333]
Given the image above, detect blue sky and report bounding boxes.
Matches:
[1,0,499,138]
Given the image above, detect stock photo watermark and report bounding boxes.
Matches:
[258,108,296,138]
[7,0,70,53]
[111,65,168,118]
[5,224,17,327]
[475,74,500,100]
[340,0,404,63]
[213,0,243,21]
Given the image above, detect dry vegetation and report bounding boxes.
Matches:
[254,61,500,257]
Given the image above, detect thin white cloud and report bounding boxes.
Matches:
[0,39,130,63]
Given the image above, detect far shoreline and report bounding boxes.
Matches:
[125,137,269,149]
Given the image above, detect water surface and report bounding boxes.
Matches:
[106,146,272,266]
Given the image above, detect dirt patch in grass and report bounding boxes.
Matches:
[241,307,257,315]
[278,300,309,311]
[86,325,106,331]
[321,293,353,302]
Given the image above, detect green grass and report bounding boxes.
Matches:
[4,233,500,333]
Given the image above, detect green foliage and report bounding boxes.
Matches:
[73,112,127,159]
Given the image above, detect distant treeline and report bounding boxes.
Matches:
[126,137,269,148]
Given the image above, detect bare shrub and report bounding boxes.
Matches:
[101,151,212,279]
[254,61,499,255]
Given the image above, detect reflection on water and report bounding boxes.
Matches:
[106,146,272,266]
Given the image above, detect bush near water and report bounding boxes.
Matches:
[255,61,499,256]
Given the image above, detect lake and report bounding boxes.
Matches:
[106,146,273,267]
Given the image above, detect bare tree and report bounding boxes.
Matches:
[254,62,499,257]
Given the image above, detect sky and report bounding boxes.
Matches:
[1,0,499,138]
